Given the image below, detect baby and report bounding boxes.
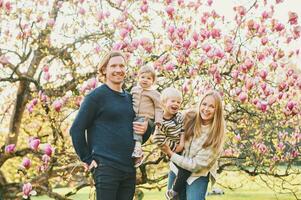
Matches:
[131,65,163,167]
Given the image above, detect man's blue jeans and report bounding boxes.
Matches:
[167,170,209,200]
[92,164,136,200]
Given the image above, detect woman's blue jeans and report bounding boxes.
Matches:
[167,170,209,200]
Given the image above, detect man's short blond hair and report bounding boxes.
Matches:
[98,51,126,82]
[160,87,183,104]
[138,65,157,82]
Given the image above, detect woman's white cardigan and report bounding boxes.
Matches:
[170,125,220,185]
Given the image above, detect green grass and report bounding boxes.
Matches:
[32,170,300,200]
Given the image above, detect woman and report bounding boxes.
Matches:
[161,90,225,200]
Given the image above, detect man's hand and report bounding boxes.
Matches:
[133,120,148,135]
[83,160,98,172]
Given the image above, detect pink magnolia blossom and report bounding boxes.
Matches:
[208,65,217,74]
[47,19,55,27]
[274,22,285,32]
[211,28,221,39]
[238,92,248,102]
[165,63,175,71]
[119,28,128,39]
[293,133,301,143]
[286,100,296,110]
[255,143,268,154]
[224,42,233,53]
[277,142,285,151]
[278,82,287,92]
[261,37,268,45]
[257,101,268,112]
[167,25,175,35]
[261,11,270,20]
[244,58,254,70]
[176,26,186,39]
[234,5,246,16]
[214,72,222,84]
[165,6,175,19]
[42,154,51,164]
[235,87,242,96]
[183,39,191,49]
[79,7,86,15]
[257,53,265,61]
[201,43,211,53]
[288,12,298,25]
[140,4,148,13]
[269,62,278,70]
[22,183,37,199]
[291,150,299,158]
[293,26,301,39]
[260,82,267,91]
[31,98,39,105]
[200,29,210,40]
[223,148,234,157]
[245,79,254,90]
[231,70,239,79]
[29,138,40,151]
[94,45,101,53]
[214,48,225,59]
[53,99,63,112]
[0,55,10,65]
[27,104,34,113]
[22,157,31,169]
[268,96,277,105]
[112,42,125,51]
[234,134,241,141]
[182,83,189,94]
[207,0,213,6]
[43,144,54,156]
[43,65,49,72]
[43,72,51,81]
[259,69,268,80]
[4,1,11,13]
[192,32,199,41]
[5,144,15,153]
[88,78,97,89]
[37,91,46,103]
[96,11,105,22]
[75,96,82,107]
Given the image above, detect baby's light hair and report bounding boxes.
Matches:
[138,65,156,82]
[160,87,183,104]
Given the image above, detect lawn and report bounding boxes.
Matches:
[32,170,300,200]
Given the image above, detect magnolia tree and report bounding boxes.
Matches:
[0,0,300,199]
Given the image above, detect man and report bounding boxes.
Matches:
[70,51,150,200]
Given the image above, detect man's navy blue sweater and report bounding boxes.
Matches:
[70,84,151,172]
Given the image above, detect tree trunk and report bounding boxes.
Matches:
[5,80,30,145]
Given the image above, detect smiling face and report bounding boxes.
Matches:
[199,95,216,125]
[103,56,126,88]
[138,72,154,89]
[162,96,182,118]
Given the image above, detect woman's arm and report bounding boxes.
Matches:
[170,147,220,173]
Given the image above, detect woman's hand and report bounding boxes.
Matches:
[133,120,148,135]
[174,143,184,153]
[161,143,173,158]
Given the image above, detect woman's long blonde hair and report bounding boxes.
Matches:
[184,91,225,151]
